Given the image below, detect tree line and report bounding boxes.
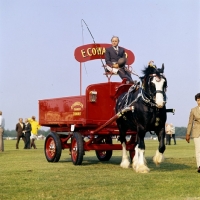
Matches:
[145,127,187,139]
[3,127,187,138]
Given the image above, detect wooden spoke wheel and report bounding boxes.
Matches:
[95,136,113,161]
[71,132,84,165]
[44,132,62,162]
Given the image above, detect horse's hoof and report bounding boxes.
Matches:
[120,160,130,169]
[153,150,164,165]
[135,166,150,173]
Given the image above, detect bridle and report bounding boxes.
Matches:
[125,73,167,108]
[119,70,167,110]
[146,73,167,102]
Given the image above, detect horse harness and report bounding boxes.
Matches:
[117,77,166,128]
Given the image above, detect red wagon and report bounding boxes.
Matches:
[39,43,137,165]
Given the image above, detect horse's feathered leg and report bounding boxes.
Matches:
[132,130,150,173]
[117,121,130,168]
[153,127,165,166]
[136,148,150,173]
[132,144,139,170]
[120,142,130,168]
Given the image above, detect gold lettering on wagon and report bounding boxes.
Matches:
[81,47,128,58]
[81,47,106,58]
[71,102,83,116]
[81,49,86,57]
[71,102,83,109]
[73,112,81,116]
[74,108,81,111]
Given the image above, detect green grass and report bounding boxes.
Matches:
[0,139,199,200]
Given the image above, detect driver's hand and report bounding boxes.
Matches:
[112,64,119,68]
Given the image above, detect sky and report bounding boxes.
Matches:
[0,0,199,130]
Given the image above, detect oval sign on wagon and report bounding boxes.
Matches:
[74,43,135,65]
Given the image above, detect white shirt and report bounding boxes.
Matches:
[166,124,175,134]
[0,116,5,128]
[113,46,119,51]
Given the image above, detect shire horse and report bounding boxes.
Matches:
[116,62,167,173]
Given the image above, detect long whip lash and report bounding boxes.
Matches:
[81,19,106,73]
[81,19,139,78]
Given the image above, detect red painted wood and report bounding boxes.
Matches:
[74,43,135,65]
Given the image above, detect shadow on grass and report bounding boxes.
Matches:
[59,156,191,172]
[145,157,191,171]
[59,156,122,165]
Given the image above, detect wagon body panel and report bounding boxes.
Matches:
[85,82,120,123]
[39,95,86,128]
[39,82,131,132]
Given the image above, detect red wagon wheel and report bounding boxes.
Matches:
[71,132,84,165]
[44,132,62,162]
[95,136,113,161]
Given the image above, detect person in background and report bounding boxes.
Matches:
[24,118,32,149]
[105,36,134,84]
[170,123,176,145]
[0,111,5,152]
[28,116,41,149]
[15,118,26,149]
[165,123,171,145]
[166,123,176,145]
[186,93,200,173]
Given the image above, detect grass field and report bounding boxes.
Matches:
[0,139,200,200]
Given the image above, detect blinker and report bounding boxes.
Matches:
[89,91,97,102]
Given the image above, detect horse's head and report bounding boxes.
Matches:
[141,62,167,108]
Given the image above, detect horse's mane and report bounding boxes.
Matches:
[140,64,164,80]
[140,65,157,82]
[141,65,157,76]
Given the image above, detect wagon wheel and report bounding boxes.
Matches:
[95,136,113,161]
[44,132,62,162]
[71,132,84,165]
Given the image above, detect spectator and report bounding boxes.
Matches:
[24,118,32,149]
[0,111,5,152]
[15,118,26,149]
[28,116,41,149]
[165,123,171,145]
[186,93,200,173]
[170,124,176,145]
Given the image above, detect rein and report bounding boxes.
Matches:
[122,85,157,110]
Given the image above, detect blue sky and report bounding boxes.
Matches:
[0,0,199,130]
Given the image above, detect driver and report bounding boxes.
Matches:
[105,36,134,84]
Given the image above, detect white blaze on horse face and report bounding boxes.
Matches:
[152,77,165,108]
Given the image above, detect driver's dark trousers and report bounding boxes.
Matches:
[118,67,133,83]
